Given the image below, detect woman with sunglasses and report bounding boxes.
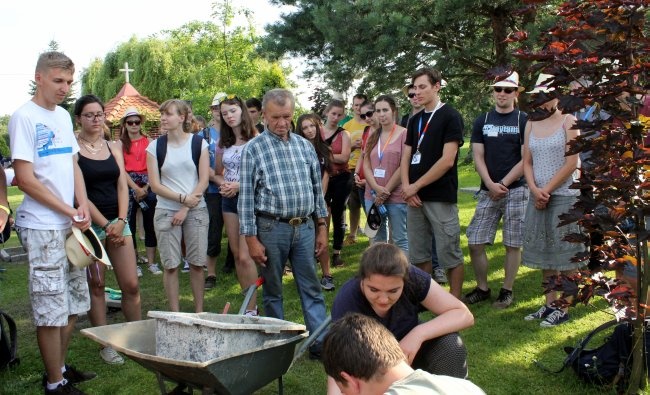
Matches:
[362,95,408,252]
[215,96,259,315]
[74,95,141,365]
[147,99,210,313]
[296,113,336,291]
[327,243,473,394]
[118,108,162,276]
[352,101,377,211]
[321,99,352,267]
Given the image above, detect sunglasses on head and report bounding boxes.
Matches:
[360,110,375,120]
[126,120,141,126]
[407,93,416,99]
[493,87,515,94]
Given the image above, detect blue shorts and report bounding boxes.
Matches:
[222,195,239,214]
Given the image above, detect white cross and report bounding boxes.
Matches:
[119,62,134,83]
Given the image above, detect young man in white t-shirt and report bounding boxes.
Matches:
[9,51,95,394]
[323,313,485,395]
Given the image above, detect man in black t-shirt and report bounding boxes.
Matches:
[400,68,465,298]
[463,71,529,309]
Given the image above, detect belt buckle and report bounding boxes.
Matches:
[288,217,302,226]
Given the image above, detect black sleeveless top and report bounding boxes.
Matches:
[78,147,120,219]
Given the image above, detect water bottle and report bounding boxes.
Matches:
[370,190,388,216]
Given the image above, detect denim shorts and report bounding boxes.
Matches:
[91,218,133,240]
[222,195,239,214]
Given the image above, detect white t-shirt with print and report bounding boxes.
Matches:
[9,101,79,230]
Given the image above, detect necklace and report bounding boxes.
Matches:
[78,135,104,155]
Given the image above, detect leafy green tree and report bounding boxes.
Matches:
[263,0,560,119]
[80,3,290,119]
[513,0,649,391]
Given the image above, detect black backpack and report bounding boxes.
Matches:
[537,319,644,391]
[0,309,19,369]
[155,133,203,176]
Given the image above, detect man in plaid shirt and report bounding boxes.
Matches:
[239,88,329,359]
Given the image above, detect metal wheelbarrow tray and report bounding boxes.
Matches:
[81,312,308,394]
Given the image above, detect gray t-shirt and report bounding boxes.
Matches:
[385,369,485,395]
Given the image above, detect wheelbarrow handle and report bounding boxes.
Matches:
[294,315,331,360]
[238,276,265,315]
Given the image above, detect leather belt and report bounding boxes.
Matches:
[256,212,310,226]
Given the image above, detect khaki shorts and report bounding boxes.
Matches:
[407,202,463,269]
[18,227,90,327]
[154,207,208,269]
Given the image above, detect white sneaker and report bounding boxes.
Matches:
[136,265,143,278]
[100,346,124,365]
[148,263,163,275]
[182,259,190,273]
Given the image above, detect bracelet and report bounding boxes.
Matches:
[317,222,327,227]
[181,194,186,203]
[117,217,128,224]
[179,193,183,203]
[498,180,508,189]
[0,205,10,215]
[101,221,111,231]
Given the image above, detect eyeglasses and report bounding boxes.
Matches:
[360,111,375,120]
[126,120,141,126]
[494,87,515,94]
[81,112,105,121]
[407,93,416,99]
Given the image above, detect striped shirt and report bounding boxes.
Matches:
[238,130,328,235]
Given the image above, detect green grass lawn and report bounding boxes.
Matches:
[0,146,631,394]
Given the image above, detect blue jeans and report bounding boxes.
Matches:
[256,216,328,339]
[364,200,408,254]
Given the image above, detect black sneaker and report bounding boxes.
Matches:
[524,305,553,321]
[332,254,345,267]
[63,365,96,385]
[44,381,86,395]
[540,309,569,327]
[309,342,323,361]
[492,288,513,309]
[204,275,217,290]
[462,287,491,305]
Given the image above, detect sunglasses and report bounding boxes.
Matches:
[494,87,515,94]
[407,93,416,99]
[360,111,375,120]
[126,120,141,126]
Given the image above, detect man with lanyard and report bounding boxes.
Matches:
[463,71,528,308]
[400,83,448,285]
[400,67,465,298]
[341,93,368,245]
[239,88,329,359]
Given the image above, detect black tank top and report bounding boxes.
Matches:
[78,147,120,219]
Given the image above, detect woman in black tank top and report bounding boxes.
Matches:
[74,95,141,365]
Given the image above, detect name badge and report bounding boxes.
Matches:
[411,152,421,165]
[373,168,386,178]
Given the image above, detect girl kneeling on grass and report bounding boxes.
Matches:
[327,243,474,394]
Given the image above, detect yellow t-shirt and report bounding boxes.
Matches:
[341,118,366,168]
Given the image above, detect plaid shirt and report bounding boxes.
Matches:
[238,130,328,235]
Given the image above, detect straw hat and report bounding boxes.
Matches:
[490,71,525,92]
[66,227,112,269]
[120,107,144,124]
[527,73,556,94]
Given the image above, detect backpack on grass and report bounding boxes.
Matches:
[0,309,19,369]
[537,319,646,391]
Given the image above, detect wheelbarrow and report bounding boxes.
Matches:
[80,278,331,394]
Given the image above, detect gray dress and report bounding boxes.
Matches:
[522,122,586,270]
